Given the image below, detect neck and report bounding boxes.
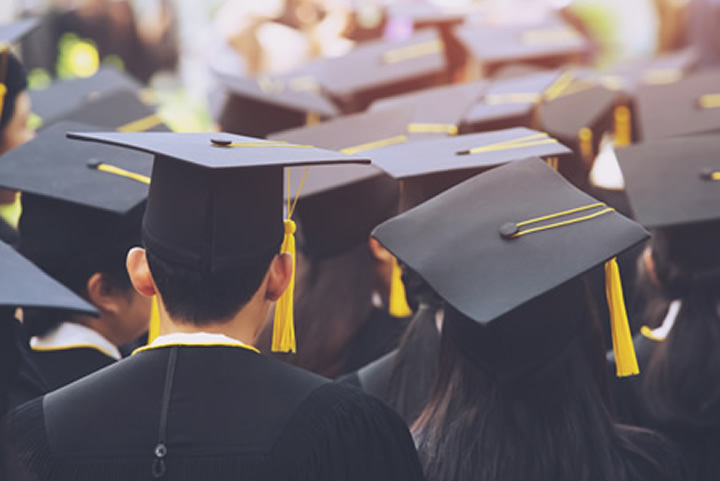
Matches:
[72,313,122,347]
[158,299,269,347]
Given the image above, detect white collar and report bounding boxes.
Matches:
[150,332,251,349]
[649,300,682,341]
[30,322,122,360]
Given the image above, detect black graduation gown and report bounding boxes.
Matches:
[338,303,440,424]
[0,217,19,246]
[611,335,720,481]
[29,348,115,391]
[3,345,425,481]
[341,307,411,375]
[0,313,46,417]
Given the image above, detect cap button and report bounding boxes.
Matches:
[211,137,232,147]
[699,168,716,181]
[499,222,519,239]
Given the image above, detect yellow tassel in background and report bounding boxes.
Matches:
[272,219,297,353]
[605,257,639,377]
[389,257,413,318]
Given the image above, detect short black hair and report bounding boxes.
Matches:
[146,246,276,325]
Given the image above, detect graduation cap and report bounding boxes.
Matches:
[373,157,648,378]
[368,127,572,211]
[636,68,720,141]
[268,108,407,259]
[460,70,562,133]
[29,66,143,127]
[215,66,340,138]
[536,74,621,172]
[0,121,151,276]
[617,134,720,228]
[0,240,97,314]
[453,16,589,77]
[369,81,487,139]
[0,19,37,129]
[66,130,370,353]
[321,29,448,112]
[42,89,168,132]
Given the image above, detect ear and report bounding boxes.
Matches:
[85,272,123,315]
[368,237,394,263]
[126,247,156,297]
[265,253,292,302]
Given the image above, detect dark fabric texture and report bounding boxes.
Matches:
[341,308,411,375]
[3,346,424,481]
[29,348,115,392]
[0,52,27,132]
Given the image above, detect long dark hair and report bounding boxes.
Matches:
[413,276,675,481]
[257,242,380,378]
[641,222,720,431]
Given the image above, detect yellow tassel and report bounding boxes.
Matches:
[605,257,639,377]
[147,296,160,344]
[0,83,6,120]
[613,105,632,147]
[272,220,297,353]
[389,257,412,318]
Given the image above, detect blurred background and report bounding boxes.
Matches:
[2,0,717,134]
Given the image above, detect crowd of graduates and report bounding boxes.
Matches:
[0,1,719,480]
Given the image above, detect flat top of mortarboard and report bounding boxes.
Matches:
[269,107,412,198]
[67,131,372,169]
[0,240,97,314]
[453,16,588,63]
[30,66,143,124]
[215,67,340,118]
[617,134,720,228]
[372,157,648,324]
[368,127,572,179]
[0,121,152,214]
[636,68,720,141]
[369,81,487,132]
[46,89,168,132]
[0,18,38,44]
[321,29,447,97]
[462,70,562,125]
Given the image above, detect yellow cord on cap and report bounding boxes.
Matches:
[605,257,639,377]
[117,113,165,132]
[340,135,408,155]
[272,167,310,353]
[89,162,151,185]
[382,39,443,64]
[407,123,458,135]
[389,257,412,318]
[458,132,558,156]
[699,94,720,110]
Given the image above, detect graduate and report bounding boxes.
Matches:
[0,122,153,390]
[2,132,424,481]
[0,240,97,416]
[613,134,720,481]
[339,127,572,424]
[374,157,684,481]
[0,20,39,245]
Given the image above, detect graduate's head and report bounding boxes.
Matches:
[0,49,34,155]
[68,131,367,347]
[0,121,156,346]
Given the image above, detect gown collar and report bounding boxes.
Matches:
[134,331,260,355]
[30,321,121,360]
[641,299,682,342]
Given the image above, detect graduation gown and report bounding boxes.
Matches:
[338,303,440,424]
[28,322,118,391]
[341,307,411,375]
[3,341,425,481]
[0,313,46,417]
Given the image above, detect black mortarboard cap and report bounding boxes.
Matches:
[215,66,340,138]
[46,89,168,132]
[0,19,36,129]
[321,29,448,112]
[66,131,370,271]
[460,70,562,132]
[454,16,589,77]
[369,81,487,139]
[0,240,97,314]
[0,18,38,44]
[617,134,720,228]
[369,127,572,211]
[636,68,720,141]
[269,109,408,258]
[0,121,151,270]
[373,158,648,375]
[29,66,143,126]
